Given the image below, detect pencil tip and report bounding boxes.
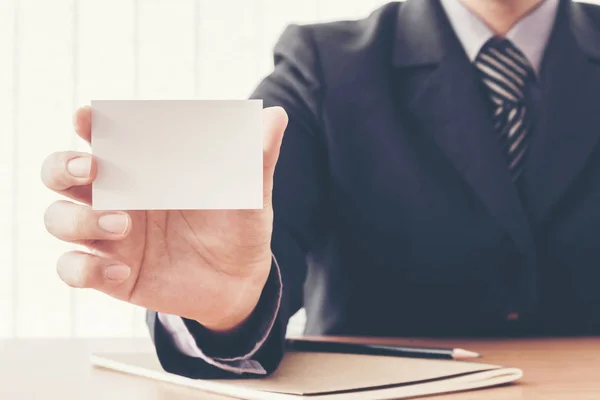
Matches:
[453,349,481,359]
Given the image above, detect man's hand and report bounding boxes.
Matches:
[41,105,288,333]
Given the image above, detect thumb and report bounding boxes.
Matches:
[262,106,288,171]
[262,106,288,201]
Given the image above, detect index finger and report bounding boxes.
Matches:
[73,105,91,143]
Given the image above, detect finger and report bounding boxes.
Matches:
[44,200,131,243]
[262,106,288,203]
[41,151,95,204]
[73,105,92,143]
[57,250,131,290]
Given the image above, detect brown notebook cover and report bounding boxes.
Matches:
[91,350,522,399]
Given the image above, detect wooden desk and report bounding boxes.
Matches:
[0,337,598,399]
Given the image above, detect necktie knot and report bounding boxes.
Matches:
[475,37,534,105]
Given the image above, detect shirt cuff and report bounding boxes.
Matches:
[156,254,283,375]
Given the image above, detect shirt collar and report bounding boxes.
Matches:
[439,0,560,74]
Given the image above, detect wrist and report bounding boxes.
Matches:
[200,293,260,334]
[199,260,271,334]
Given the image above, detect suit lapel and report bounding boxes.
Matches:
[392,0,534,256]
[520,0,600,227]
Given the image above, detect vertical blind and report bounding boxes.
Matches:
[1,0,598,338]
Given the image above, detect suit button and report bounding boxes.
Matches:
[506,312,519,321]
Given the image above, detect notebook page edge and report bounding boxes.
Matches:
[305,367,524,400]
[90,354,302,400]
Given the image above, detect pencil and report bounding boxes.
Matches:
[285,339,481,360]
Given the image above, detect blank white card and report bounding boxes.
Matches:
[91,100,263,210]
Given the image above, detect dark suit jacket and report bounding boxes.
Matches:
[148,0,600,378]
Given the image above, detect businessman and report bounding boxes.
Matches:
[41,0,600,378]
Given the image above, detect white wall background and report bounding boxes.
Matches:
[0,0,393,339]
[1,0,599,338]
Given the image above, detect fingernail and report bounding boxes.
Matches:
[67,156,91,178]
[98,213,129,235]
[105,264,131,281]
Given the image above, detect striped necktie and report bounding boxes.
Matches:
[475,38,534,182]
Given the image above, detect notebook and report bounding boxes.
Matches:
[91,349,522,399]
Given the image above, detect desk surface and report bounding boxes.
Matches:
[0,337,598,400]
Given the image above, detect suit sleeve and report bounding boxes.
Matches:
[147,24,328,378]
